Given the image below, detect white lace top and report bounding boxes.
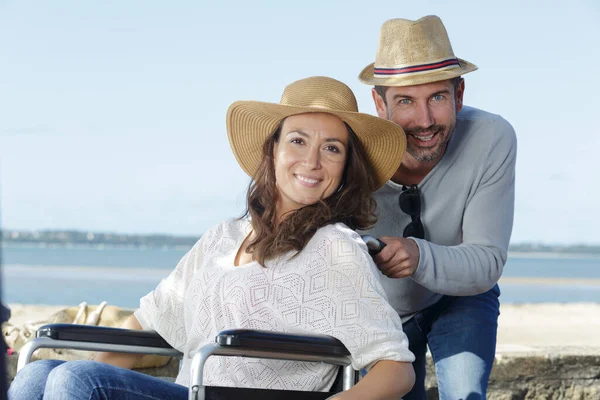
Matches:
[134,218,414,391]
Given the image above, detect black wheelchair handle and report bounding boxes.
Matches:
[361,235,387,257]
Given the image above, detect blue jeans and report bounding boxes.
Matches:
[8,359,188,400]
[402,285,500,400]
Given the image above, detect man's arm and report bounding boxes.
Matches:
[376,119,517,295]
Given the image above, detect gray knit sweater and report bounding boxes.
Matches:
[365,106,517,321]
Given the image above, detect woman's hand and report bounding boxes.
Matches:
[330,360,415,400]
[94,314,145,369]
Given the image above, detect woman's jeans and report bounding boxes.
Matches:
[402,285,501,400]
[8,359,188,400]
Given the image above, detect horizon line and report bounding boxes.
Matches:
[1,228,600,248]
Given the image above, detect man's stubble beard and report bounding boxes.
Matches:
[406,124,453,163]
[386,109,454,164]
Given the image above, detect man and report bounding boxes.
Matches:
[358,16,517,399]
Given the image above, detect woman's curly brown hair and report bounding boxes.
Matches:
[242,119,379,266]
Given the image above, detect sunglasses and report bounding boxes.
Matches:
[399,185,425,239]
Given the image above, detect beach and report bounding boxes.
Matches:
[6,302,600,348]
[496,302,600,348]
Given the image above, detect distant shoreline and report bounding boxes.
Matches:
[1,229,200,250]
[3,228,600,255]
[1,242,193,251]
[3,242,600,258]
[508,251,600,260]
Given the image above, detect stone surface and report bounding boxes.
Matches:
[423,348,600,400]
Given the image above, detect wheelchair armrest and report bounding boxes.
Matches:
[36,323,173,348]
[189,330,355,399]
[216,329,350,357]
[18,323,181,372]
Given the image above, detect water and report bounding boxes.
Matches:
[2,244,187,269]
[2,244,599,307]
[2,244,184,307]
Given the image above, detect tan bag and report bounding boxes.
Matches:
[2,302,171,369]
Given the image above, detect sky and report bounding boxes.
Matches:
[1,0,599,245]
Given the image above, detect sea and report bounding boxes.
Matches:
[2,244,599,308]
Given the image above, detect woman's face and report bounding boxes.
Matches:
[273,112,349,219]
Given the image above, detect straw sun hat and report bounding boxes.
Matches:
[226,76,406,189]
[359,15,478,87]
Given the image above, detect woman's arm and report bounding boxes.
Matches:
[93,314,145,369]
[93,227,215,369]
[295,225,415,396]
[331,360,415,400]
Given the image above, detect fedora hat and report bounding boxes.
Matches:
[359,15,477,87]
[227,76,406,189]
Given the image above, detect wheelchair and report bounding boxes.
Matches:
[16,236,386,400]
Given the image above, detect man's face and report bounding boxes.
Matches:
[372,79,464,164]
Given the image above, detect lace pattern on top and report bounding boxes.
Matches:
[134,219,414,390]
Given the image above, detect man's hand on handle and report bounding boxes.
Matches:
[373,236,420,279]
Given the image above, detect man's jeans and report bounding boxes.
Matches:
[8,359,188,400]
[402,285,501,400]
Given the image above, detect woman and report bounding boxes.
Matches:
[9,76,414,399]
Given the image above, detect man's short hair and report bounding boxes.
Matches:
[374,76,463,105]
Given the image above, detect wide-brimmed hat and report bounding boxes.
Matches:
[226,76,406,189]
[359,15,477,87]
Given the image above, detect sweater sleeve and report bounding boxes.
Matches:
[297,225,415,371]
[410,118,517,295]
[134,235,206,351]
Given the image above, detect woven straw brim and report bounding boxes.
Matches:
[227,101,406,190]
[358,58,477,86]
